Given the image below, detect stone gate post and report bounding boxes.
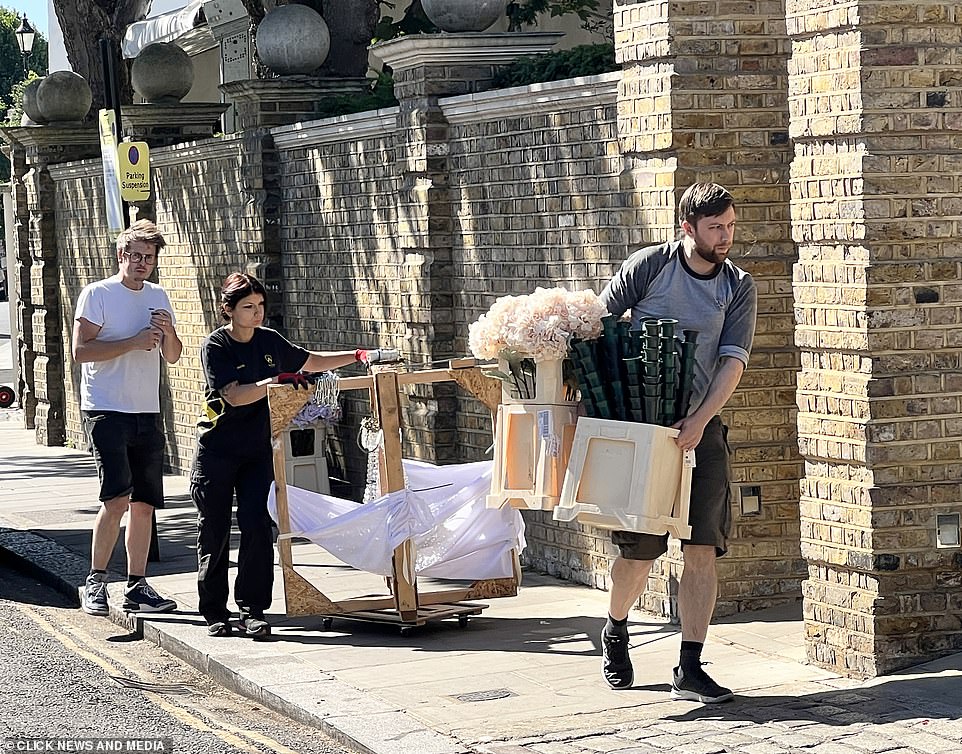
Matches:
[0,127,99,445]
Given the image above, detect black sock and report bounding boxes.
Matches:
[680,641,703,672]
[127,575,144,587]
[605,614,628,633]
[89,569,107,578]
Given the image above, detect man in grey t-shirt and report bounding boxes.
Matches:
[597,183,757,703]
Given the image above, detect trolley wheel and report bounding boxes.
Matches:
[458,615,469,628]
[0,386,14,409]
[321,617,333,631]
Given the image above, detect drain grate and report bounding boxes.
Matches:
[109,675,196,695]
[453,688,517,703]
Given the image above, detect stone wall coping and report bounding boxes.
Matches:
[48,160,100,182]
[47,132,244,179]
[0,126,98,149]
[148,133,243,166]
[440,70,620,123]
[220,77,369,102]
[123,102,230,127]
[370,32,564,71]
[271,107,400,147]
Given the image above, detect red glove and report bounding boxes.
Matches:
[277,372,309,389]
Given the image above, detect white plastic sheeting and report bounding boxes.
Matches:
[267,460,525,580]
[122,0,206,58]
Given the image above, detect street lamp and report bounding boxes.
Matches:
[14,15,36,77]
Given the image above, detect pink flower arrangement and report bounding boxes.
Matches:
[468,287,607,362]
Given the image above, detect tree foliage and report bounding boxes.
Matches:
[0,6,48,114]
[507,0,609,36]
[0,7,48,181]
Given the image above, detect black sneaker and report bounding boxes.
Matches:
[238,610,271,640]
[122,580,177,613]
[601,627,633,689]
[671,664,734,703]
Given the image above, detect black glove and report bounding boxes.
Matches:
[277,372,309,389]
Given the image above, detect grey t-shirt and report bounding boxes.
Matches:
[599,240,757,414]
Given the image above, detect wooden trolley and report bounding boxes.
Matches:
[267,359,520,633]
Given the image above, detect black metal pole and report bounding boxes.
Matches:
[99,38,132,226]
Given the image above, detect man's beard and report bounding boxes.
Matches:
[694,244,728,265]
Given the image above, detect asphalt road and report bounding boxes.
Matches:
[0,561,352,754]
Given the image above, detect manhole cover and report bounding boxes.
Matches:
[453,688,517,703]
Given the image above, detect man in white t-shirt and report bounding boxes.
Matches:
[72,220,183,617]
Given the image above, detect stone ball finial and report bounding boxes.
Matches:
[36,71,92,124]
[255,5,330,75]
[21,78,47,125]
[131,42,194,104]
[421,0,507,32]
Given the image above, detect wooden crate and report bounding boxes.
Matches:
[553,417,694,539]
[486,402,578,510]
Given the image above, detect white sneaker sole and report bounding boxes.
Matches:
[81,603,109,616]
[123,601,177,613]
[670,687,734,703]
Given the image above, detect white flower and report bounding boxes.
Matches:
[468,286,606,363]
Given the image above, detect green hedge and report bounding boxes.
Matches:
[491,43,616,88]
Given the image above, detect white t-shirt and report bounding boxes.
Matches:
[74,275,175,413]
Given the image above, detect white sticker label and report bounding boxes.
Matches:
[537,410,552,439]
[683,448,696,468]
[546,436,560,457]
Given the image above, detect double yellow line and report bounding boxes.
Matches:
[18,605,302,754]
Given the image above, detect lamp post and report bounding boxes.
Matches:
[14,15,36,78]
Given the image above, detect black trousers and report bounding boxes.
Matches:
[190,445,275,623]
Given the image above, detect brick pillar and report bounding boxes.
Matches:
[218,80,364,333]
[2,127,99,445]
[614,0,800,618]
[373,33,561,462]
[789,1,962,678]
[0,138,35,427]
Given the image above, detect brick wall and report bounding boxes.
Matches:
[53,135,261,471]
[788,0,962,676]
[614,0,802,617]
[49,160,116,450]
[441,74,637,587]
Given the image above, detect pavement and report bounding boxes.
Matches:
[2,416,962,753]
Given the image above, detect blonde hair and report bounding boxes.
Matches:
[116,220,166,255]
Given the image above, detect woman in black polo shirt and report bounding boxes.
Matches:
[192,272,380,638]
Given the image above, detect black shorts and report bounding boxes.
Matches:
[82,411,166,509]
[612,416,732,560]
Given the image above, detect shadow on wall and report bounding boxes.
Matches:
[58,178,125,453]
